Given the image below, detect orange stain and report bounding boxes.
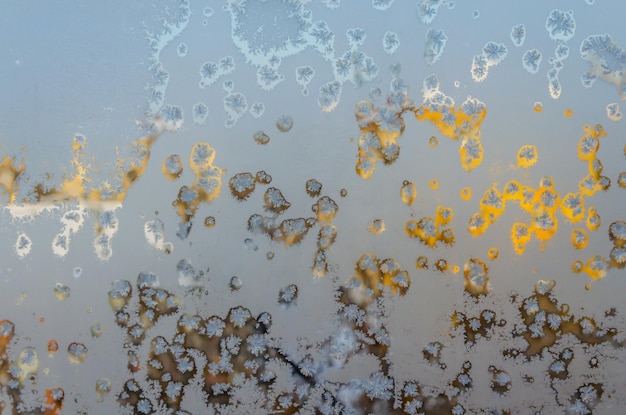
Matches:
[44,388,64,415]
[48,339,59,356]
[0,320,15,355]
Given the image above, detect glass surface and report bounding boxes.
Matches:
[1,1,626,413]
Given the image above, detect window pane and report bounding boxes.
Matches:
[1,1,626,413]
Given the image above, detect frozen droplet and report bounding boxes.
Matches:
[54,283,71,301]
[244,238,258,251]
[73,267,83,279]
[67,342,88,364]
[91,323,104,338]
[95,377,112,402]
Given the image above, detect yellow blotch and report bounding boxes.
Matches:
[578,173,601,197]
[459,137,484,171]
[517,144,538,168]
[590,123,607,139]
[354,94,487,178]
[379,258,411,296]
[559,192,585,223]
[534,187,560,216]
[405,218,438,248]
[519,186,537,214]
[407,207,455,248]
[436,205,454,226]
[400,180,417,205]
[3,121,167,211]
[502,180,523,202]
[479,185,505,221]
[204,216,216,228]
[172,142,224,226]
[460,187,472,201]
[571,228,588,250]
[429,135,438,147]
[0,155,25,205]
[434,259,449,272]
[414,105,486,140]
[564,107,574,117]
[586,207,601,231]
[488,247,499,260]
[533,101,543,113]
[440,228,455,245]
[414,104,486,171]
[16,347,39,383]
[162,154,183,181]
[348,254,411,298]
[415,256,428,269]
[539,176,555,189]
[530,213,558,242]
[463,257,490,296]
[313,196,338,223]
[367,219,385,234]
[468,212,489,237]
[429,179,439,190]
[511,222,531,255]
[584,255,609,280]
